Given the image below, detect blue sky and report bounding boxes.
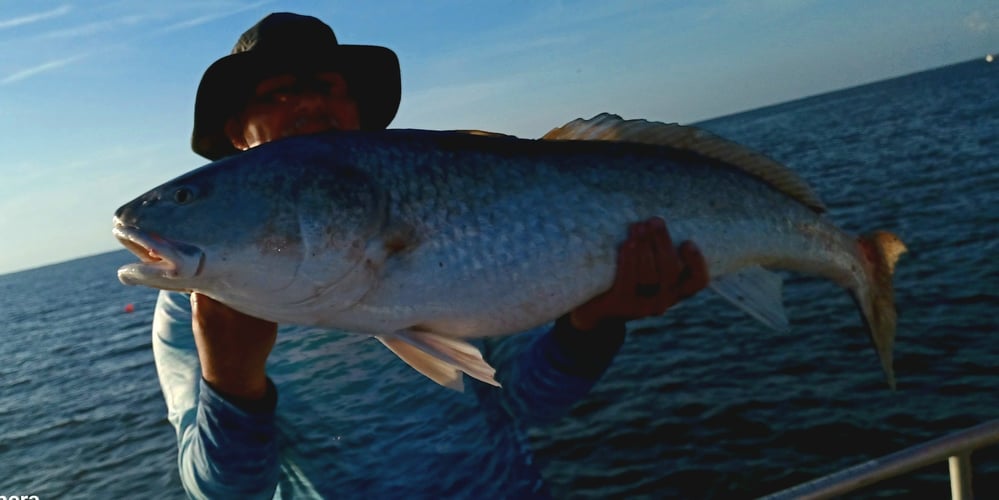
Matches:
[1,0,996,275]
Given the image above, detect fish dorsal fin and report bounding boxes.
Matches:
[542,113,827,213]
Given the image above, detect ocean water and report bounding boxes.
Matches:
[1,57,997,498]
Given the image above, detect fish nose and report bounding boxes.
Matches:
[114,199,142,221]
[114,191,159,223]
[113,205,135,228]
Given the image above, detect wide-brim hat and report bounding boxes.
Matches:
[192,12,401,160]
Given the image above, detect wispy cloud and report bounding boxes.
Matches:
[36,19,120,40]
[156,0,276,34]
[0,4,72,30]
[0,55,85,85]
[964,11,994,33]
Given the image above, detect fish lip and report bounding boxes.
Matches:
[112,222,205,284]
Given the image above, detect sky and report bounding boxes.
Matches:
[1,0,996,275]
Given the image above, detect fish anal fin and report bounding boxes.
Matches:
[542,113,826,214]
[709,266,789,332]
[376,329,500,392]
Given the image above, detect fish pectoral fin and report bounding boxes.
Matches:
[376,330,500,392]
[709,266,789,332]
[377,335,465,391]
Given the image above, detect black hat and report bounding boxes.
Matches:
[191,12,401,160]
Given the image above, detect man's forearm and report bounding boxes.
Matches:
[544,314,627,379]
[482,317,626,425]
[178,378,280,499]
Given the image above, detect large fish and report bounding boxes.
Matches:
[113,113,906,391]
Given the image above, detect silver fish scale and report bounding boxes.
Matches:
[318,132,852,338]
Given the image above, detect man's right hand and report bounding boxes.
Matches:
[191,293,277,403]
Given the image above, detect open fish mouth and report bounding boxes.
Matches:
[112,220,205,286]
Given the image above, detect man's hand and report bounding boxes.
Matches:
[569,217,709,331]
[191,293,277,402]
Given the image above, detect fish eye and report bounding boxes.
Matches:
[173,187,195,204]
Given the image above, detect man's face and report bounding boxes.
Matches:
[225,71,362,150]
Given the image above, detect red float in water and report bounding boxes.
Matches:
[124,303,135,313]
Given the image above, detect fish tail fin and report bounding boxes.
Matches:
[855,230,907,389]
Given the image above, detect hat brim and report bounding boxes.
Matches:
[192,44,400,160]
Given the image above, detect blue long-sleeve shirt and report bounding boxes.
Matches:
[152,290,625,498]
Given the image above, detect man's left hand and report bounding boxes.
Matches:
[569,217,709,331]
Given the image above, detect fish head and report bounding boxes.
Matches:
[113,155,307,298]
[113,135,385,317]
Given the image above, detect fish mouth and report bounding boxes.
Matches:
[112,220,205,287]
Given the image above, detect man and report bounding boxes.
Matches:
[153,12,708,499]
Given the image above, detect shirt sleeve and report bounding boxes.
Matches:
[479,315,626,426]
[151,290,280,499]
